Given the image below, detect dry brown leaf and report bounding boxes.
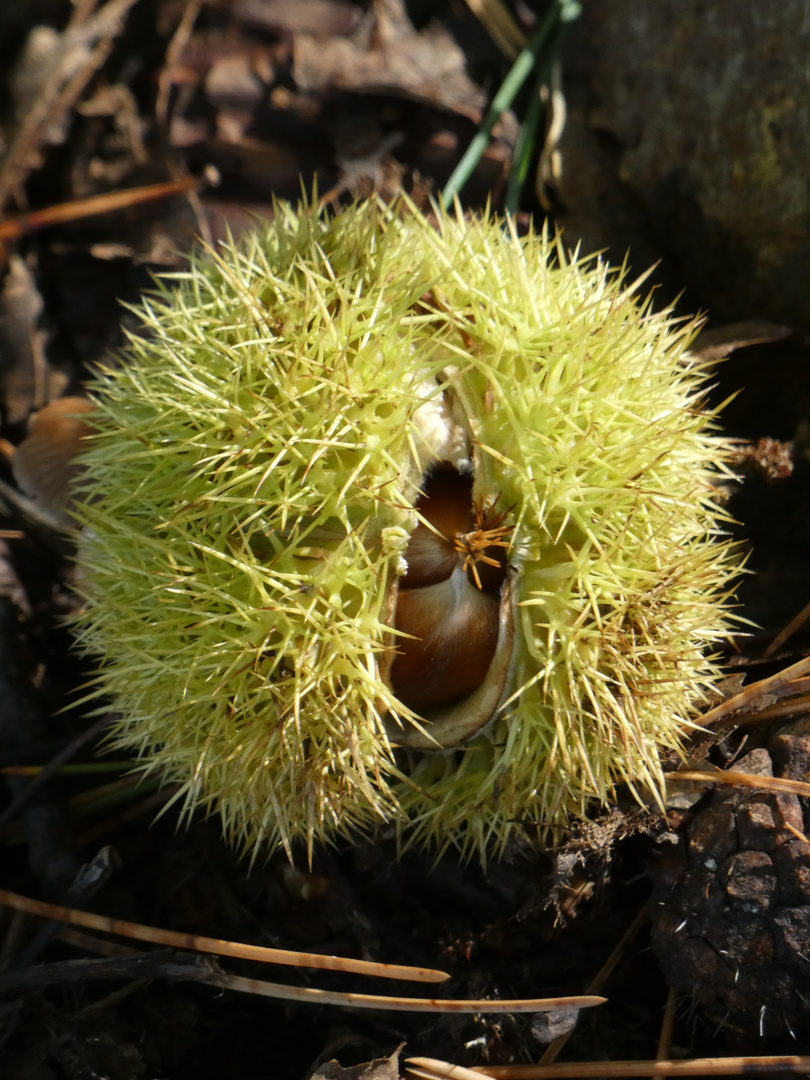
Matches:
[11,397,96,530]
[294,0,486,120]
[236,0,363,39]
[313,1046,403,1080]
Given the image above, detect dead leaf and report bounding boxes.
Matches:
[531,1005,582,1046]
[204,53,266,113]
[294,0,486,120]
[236,0,363,39]
[12,397,96,530]
[312,1045,403,1080]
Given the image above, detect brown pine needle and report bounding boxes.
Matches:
[656,986,678,1063]
[0,715,111,836]
[73,785,181,849]
[52,921,604,1015]
[698,654,810,728]
[69,772,148,811]
[462,0,527,60]
[737,692,810,725]
[0,178,196,242]
[0,888,448,983]
[763,599,810,658]
[408,1061,492,1080]
[783,818,810,844]
[207,976,605,1014]
[58,926,137,958]
[539,902,650,1067]
[406,1055,810,1078]
[664,769,810,799]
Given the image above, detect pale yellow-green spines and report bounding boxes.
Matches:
[394,215,735,848]
[72,197,739,860]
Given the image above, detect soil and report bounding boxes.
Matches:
[1,3,810,1078]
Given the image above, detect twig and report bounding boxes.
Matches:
[0,0,140,209]
[7,847,114,968]
[0,475,80,532]
[156,0,203,124]
[0,948,215,993]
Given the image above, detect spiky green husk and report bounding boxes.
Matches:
[72,198,739,860]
